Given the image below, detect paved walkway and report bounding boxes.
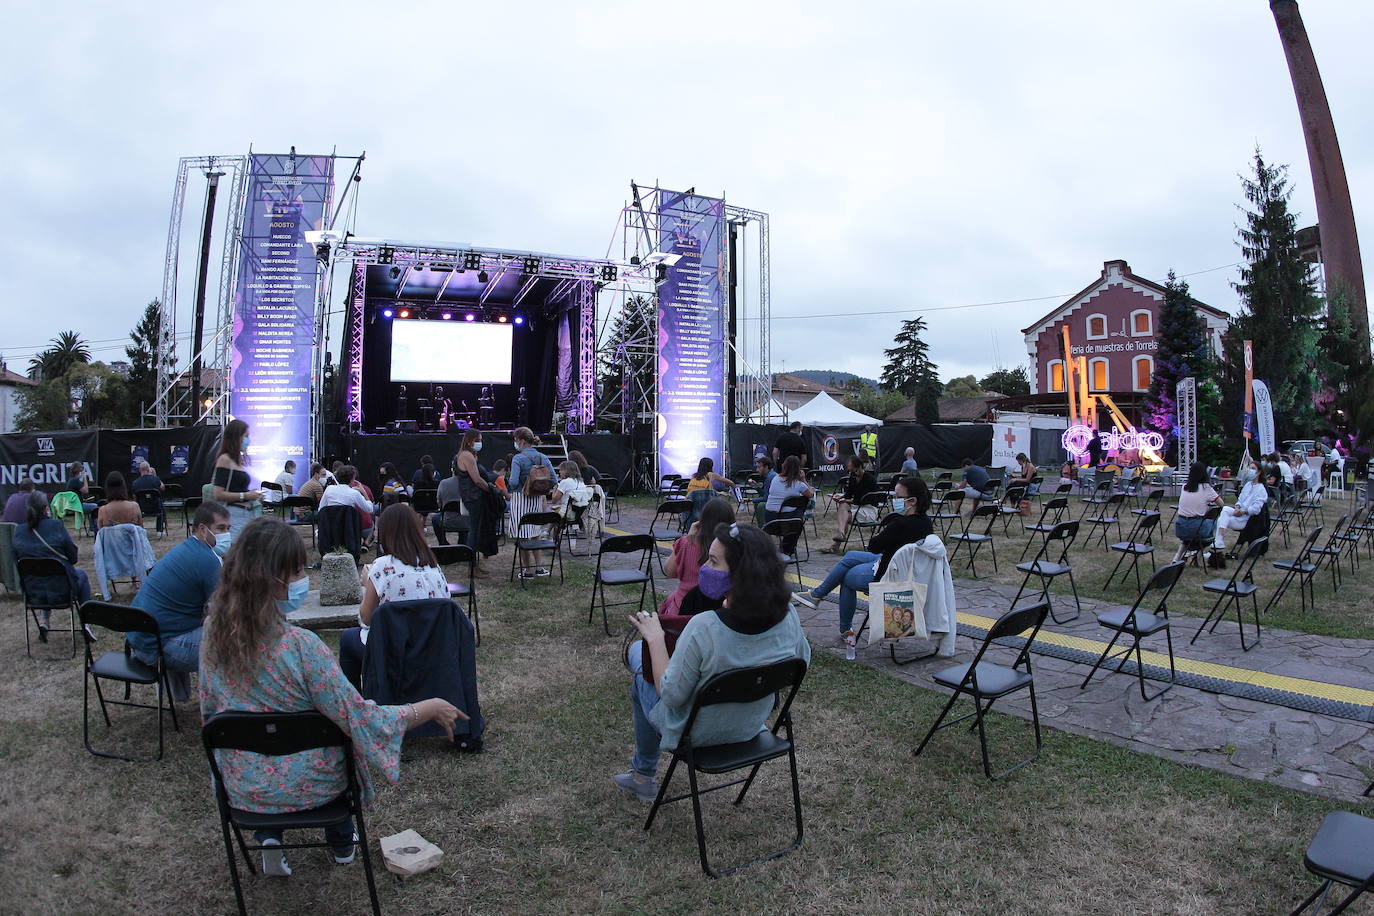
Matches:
[603,504,1374,800]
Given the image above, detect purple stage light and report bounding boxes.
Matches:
[441,312,452,320]
[513,315,524,325]
[465,313,476,321]
[382,308,393,318]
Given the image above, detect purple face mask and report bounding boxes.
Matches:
[698,565,731,600]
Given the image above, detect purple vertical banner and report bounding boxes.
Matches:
[655,190,726,478]
[229,153,333,492]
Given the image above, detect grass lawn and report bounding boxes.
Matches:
[0,518,1361,915]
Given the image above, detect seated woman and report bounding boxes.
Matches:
[1058,458,1078,489]
[14,492,93,638]
[339,504,451,689]
[763,456,814,558]
[1007,453,1038,493]
[96,471,142,529]
[684,457,731,525]
[377,462,409,508]
[824,455,876,554]
[614,522,811,801]
[200,517,463,877]
[793,477,933,642]
[1172,462,1221,559]
[660,497,736,617]
[554,460,593,521]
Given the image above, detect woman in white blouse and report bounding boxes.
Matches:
[338,503,449,688]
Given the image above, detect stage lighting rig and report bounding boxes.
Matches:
[463,251,481,271]
[464,312,477,322]
[381,308,393,318]
[414,262,426,271]
[441,312,453,320]
[599,265,618,281]
[496,312,509,323]
[398,308,411,319]
[378,245,395,265]
[513,315,525,325]
[523,257,540,274]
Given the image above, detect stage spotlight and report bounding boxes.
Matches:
[513,315,525,325]
[497,314,508,323]
[465,313,476,322]
[463,251,481,271]
[599,264,617,281]
[398,308,411,319]
[523,257,540,274]
[378,245,395,265]
[381,308,393,318]
[414,262,425,271]
[442,312,452,320]
[389,266,401,280]
[477,270,489,284]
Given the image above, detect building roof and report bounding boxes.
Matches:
[770,373,850,395]
[0,366,37,387]
[885,395,1005,423]
[1020,259,1230,337]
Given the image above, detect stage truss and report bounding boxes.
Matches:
[1177,377,1197,472]
[595,184,772,457]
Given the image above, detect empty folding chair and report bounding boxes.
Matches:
[600,476,621,524]
[1130,488,1164,519]
[1103,511,1161,591]
[650,500,693,541]
[181,495,204,537]
[1349,506,1374,559]
[202,711,382,916]
[930,490,964,537]
[1297,484,1326,528]
[948,504,999,578]
[1265,526,1324,616]
[1081,561,1186,701]
[431,544,479,644]
[914,600,1051,780]
[509,511,564,585]
[278,496,316,546]
[996,485,1027,535]
[16,556,81,659]
[1289,810,1374,915]
[1011,520,1083,624]
[1019,496,1068,562]
[1332,504,1366,575]
[1084,492,1127,548]
[1077,478,1114,520]
[643,659,808,878]
[1309,514,1351,591]
[589,534,658,636]
[1192,536,1268,651]
[79,600,180,762]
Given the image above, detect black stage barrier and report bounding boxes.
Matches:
[98,425,222,497]
[0,429,100,499]
[1030,428,1066,468]
[565,434,632,489]
[874,424,993,473]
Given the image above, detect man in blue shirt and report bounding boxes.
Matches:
[960,458,992,512]
[129,502,230,698]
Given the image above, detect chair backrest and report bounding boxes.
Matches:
[600,477,620,497]
[965,503,999,533]
[280,496,314,510]
[182,495,204,512]
[1046,519,1079,545]
[937,491,964,511]
[78,599,160,637]
[1004,485,1026,503]
[135,490,162,514]
[1230,536,1269,584]
[601,533,655,555]
[17,556,75,607]
[411,488,440,514]
[431,544,476,568]
[1132,511,1162,541]
[780,494,811,513]
[958,600,1051,683]
[1322,514,1350,547]
[763,518,803,540]
[1102,492,1126,509]
[259,481,283,494]
[1142,560,1186,600]
[202,710,348,758]
[1292,525,1324,560]
[676,658,809,747]
[1041,496,1068,515]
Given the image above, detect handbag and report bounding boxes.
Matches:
[855,505,879,525]
[866,580,930,644]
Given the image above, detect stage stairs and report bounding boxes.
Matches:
[537,435,569,466]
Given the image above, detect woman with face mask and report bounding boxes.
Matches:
[455,428,495,572]
[200,517,465,878]
[211,419,264,548]
[614,522,812,803]
[792,477,933,644]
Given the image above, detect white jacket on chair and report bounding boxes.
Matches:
[879,536,958,657]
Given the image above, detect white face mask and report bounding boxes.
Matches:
[891,498,907,514]
[472,441,483,452]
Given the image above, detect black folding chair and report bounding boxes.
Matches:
[181,495,204,537]
[1332,504,1365,575]
[1289,811,1374,915]
[1309,514,1350,591]
[996,485,1027,536]
[1193,536,1268,651]
[762,519,805,586]
[650,500,693,541]
[948,504,999,578]
[410,487,439,517]
[589,534,658,636]
[1081,562,1186,701]
[135,489,166,536]
[431,544,479,645]
[1265,526,1324,616]
[930,490,964,537]
[600,476,622,524]
[914,600,1051,780]
[279,496,316,546]
[643,659,807,878]
[202,711,381,916]
[1176,505,1222,568]
[78,601,180,762]
[1130,488,1165,519]
[16,556,81,659]
[1084,492,1127,548]
[509,511,564,585]
[838,491,887,554]
[1103,511,1161,591]
[780,495,816,557]
[1011,521,1083,624]
[1077,478,1114,520]
[1020,496,1069,562]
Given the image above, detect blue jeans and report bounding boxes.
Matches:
[627,642,663,779]
[808,550,879,633]
[156,627,202,673]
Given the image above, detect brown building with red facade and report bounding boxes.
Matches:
[1021,259,1229,398]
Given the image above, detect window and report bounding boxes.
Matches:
[1130,309,1152,337]
[1086,313,1107,340]
[1089,357,1109,391]
[1048,359,1065,392]
[1133,355,1153,391]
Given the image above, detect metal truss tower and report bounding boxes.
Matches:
[1177,377,1197,473]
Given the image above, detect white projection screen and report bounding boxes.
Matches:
[389,320,514,384]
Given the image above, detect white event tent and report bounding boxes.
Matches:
[784,391,882,426]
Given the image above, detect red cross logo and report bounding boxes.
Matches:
[1003,428,1017,449]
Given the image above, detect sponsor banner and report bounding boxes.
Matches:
[0,430,99,498]
[229,152,333,492]
[808,425,866,483]
[655,190,726,478]
[1252,380,1276,455]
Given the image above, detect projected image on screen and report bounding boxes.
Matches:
[390,320,514,383]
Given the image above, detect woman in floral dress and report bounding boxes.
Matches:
[200,517,463,877]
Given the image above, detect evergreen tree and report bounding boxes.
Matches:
[596,295,657,428]
[125,299,172,421]
[880,317,942,423]
[1227,150,1322,439]
[978,367,1030,397]
[1142,271,1208,457]
[842,388,907,422]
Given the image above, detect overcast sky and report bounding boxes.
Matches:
[3,0,1371,389]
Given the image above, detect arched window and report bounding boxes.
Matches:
[1130,309,1152,337]
[1133,355,1153,391]
[1089,357,1109,391]
[1086,313,1108,340]
[1047,359,1065,392]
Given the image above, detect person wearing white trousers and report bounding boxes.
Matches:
[1214,479,1269,551]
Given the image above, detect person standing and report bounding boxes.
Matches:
[211,419,264,548]
[772,421,808,469]
[455,429,496,573]
[507,426,556,491]
[859,425,879,464]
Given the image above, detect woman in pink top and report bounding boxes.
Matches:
[658,498,735,616]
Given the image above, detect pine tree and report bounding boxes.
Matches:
[596,295,657,428]
[1142,271,1208,457]
[125,299,172,420]
[880,317,942,423]
[1227,150,1322,439]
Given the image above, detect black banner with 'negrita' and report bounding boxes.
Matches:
[0,429,99,499]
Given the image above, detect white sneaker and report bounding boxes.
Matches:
[261,838,292,877]
[332,832,359,865]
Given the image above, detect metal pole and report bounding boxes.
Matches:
[727,221,739,425]
[189,169,223,424]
